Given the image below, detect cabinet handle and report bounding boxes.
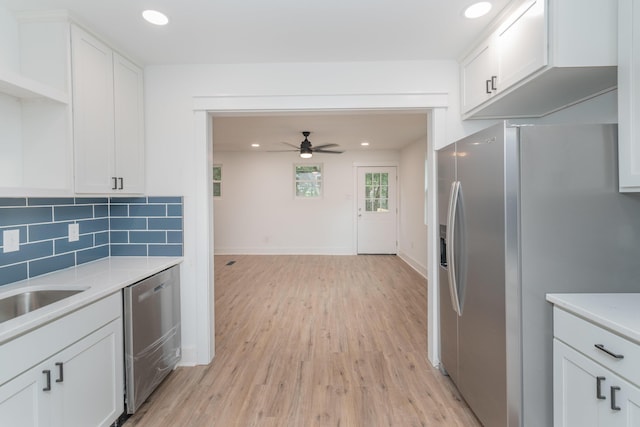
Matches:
[112,177,118,190]
[42,370,51,391]
[55,362,64,383]
[611,386,621,411]
[595,344,624,360]
[118,177,124,190]
[596,376,606,400]
[491,75,497,91]
[485,79,492,94]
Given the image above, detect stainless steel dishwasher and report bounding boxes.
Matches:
[123,265,181,414]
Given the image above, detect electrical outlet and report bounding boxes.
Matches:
[68,223,80,242]
[3,229,20,253]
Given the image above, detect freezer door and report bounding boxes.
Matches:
[437,144,459,382]
[455,123,507,427]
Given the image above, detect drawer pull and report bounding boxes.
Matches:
[595,344,624,360]
[611,386,621,411]
[596,376,606,400]
[42,370,51,391]
[55,362,64,383]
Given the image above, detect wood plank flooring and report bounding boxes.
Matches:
[123,255,481,427]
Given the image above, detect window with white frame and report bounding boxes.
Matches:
[294,164,322,198]
[212,165,222,197]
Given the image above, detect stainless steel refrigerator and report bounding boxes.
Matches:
[437,122,640,427]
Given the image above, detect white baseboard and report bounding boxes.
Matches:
[214,246,354,255]
[177,346,199,367]
[398,250,427,278]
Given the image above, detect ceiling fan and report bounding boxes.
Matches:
[279,131,344,158]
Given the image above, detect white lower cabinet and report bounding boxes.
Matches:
[0,293,124,427]
[553,306,640,427]
[554,339,640,426]
[0,360,48,426]
[57,319,123,427]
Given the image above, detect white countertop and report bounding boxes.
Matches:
[0,256,182,344]
[546,293,640,345]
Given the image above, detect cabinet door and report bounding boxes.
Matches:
[554,339,607,427]
[618,0,640,192]
[113,52,145,194]
[56,319,124,427]
[553,339,640,427]
[71,25,115,194]
[496,0,546,91]
[461,36,498,114]
[0,363,51,427]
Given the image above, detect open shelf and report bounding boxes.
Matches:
[0,68,69,104]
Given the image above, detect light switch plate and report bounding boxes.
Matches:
[3,229,20,253]
[68,223,80,242]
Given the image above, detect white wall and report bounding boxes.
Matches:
[145,60,457,364]
[398,137,428,276]
[0,3,19,71]
[212,149,400,255]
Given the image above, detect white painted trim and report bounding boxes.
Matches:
[427,108,447,367]
[177,346,198,367]
[196,92,449,367]
[194,111,215,364]
[398,250,428,278]
[194,93,448,112]
[213,247,354,255]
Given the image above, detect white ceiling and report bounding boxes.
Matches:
[212,112,428,152]
[2,0,513,65]
[1,0,513,152]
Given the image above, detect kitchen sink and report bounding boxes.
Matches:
[0,289,86,323]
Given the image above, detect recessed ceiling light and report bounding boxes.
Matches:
[142,10,169,26]
[360,142,370,146]
[251,143,260,148]
[464,2,492,19]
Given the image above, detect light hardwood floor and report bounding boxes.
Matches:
[124,255,481,427]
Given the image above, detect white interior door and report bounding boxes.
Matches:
[357,166,397,254]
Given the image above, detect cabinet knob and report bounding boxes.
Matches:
[485,79,492,94]
[491,75,497,91]
[118,177,124,190]
[112,177,118,190]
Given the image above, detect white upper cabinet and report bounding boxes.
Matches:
[618,0,640,192]
[113,52,145,194]
[461,0,617,119]
[496,0,546,91]
[72,25,144,194]
[461,35,498,113]
[0,12,73,196]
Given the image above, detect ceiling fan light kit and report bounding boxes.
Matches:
[280,131,344,158]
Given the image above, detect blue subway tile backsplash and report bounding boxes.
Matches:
[0,196,183,287]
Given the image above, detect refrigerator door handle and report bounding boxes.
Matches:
[446,180,462,315]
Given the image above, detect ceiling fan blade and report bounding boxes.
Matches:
[311,143,339,150]
[314,149,344,154]
[266,149,298,152]
[281,142,300,149]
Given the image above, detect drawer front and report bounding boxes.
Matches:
[554,307,640,387]
[0,292,122,387]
